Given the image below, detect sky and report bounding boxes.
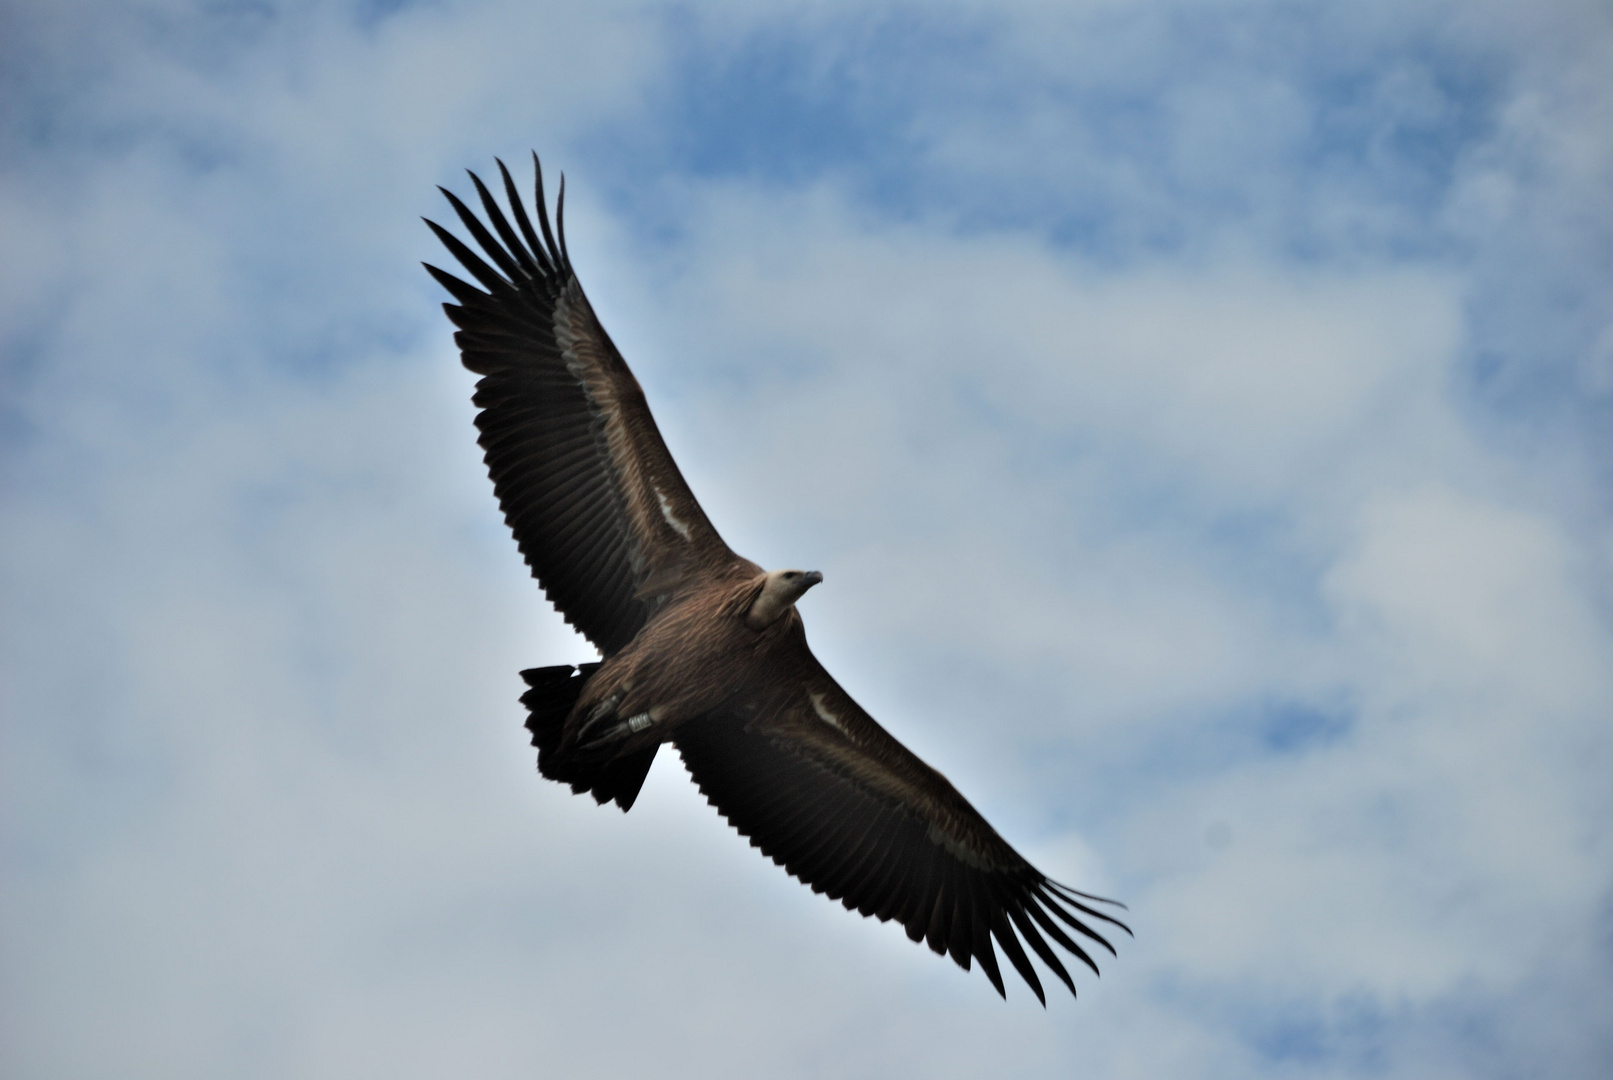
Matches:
[2,0,1611,1077]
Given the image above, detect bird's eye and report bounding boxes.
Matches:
[784,571,800,579]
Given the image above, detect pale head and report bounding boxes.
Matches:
[746,568,823,629]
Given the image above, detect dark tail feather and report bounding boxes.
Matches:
[519,663,596,760]
[586,747,659,812]
[518,664,658,812]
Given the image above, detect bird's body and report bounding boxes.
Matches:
[561,567,792,757]
[425,157,1127,1003]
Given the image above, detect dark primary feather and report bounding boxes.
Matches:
[424,156,744,655]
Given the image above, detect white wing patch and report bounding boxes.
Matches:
[927,822,995,870]
[809,692,848,736]
[655,486,693,541]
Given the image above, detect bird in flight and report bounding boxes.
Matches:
[424,156,1128,1003]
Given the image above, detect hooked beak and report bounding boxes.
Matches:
[803,570,823,587]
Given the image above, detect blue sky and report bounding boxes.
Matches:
[4,1,1611,1077]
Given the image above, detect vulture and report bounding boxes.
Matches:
[424,157,1128,1003]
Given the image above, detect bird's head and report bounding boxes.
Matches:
[746,568,823,629]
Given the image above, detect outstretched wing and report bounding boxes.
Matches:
[672,635,1129,1003]
[425,157,754,655]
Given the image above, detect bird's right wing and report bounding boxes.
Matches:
[672,645,1128,1003]
[425,158,755,655]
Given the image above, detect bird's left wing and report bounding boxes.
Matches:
[424,158,754,655]
[672,642,1128,1003]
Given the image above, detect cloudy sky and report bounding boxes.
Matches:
[3,0,1611,1076]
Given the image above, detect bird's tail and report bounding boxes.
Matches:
[518,663,659,813]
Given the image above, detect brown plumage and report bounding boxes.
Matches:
[424,156,1128,1003]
